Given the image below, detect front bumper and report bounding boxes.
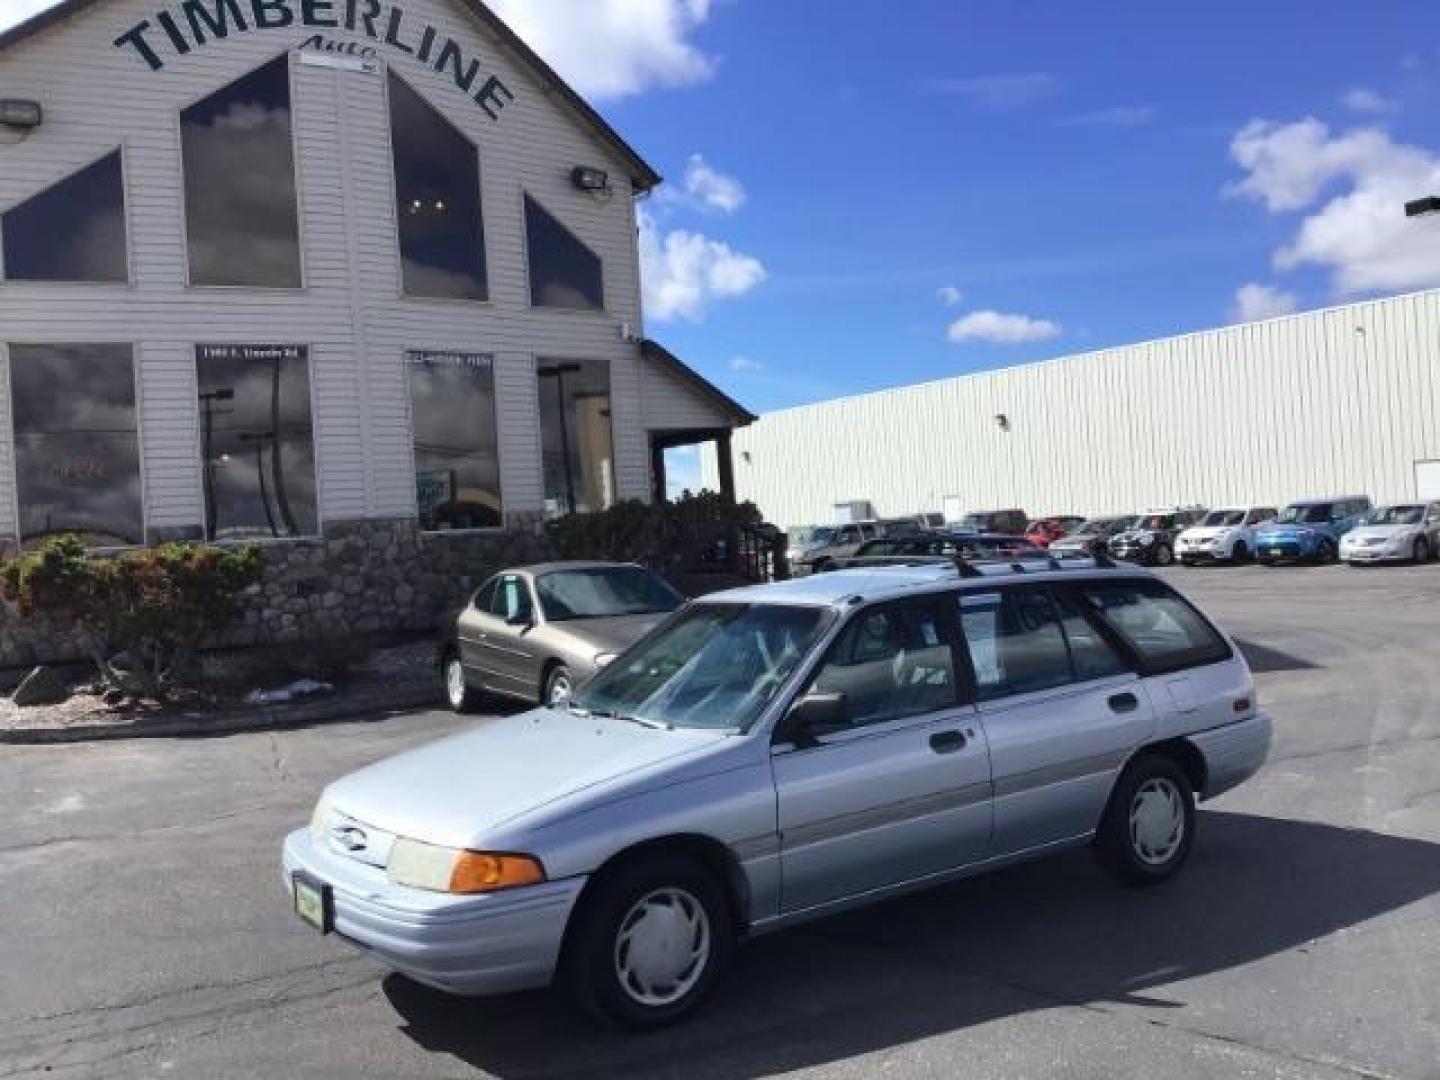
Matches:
[1255,539,1313,561]
[1188,712,1273,801]
[1179,539,1227,561]
[282,829,586,997]
[1110,542,1157,562]
[1341,543,1408,563]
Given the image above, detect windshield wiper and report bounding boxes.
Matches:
[567,703,668,730]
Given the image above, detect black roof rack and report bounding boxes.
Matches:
[950,551,1121,578]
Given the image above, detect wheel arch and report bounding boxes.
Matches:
[1126,737,1209,798]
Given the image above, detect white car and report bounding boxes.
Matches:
[1339,502,1440,565]
[1178,506,1278,566]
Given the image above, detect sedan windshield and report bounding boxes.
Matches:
[806,527,836,547]
[1369,505,1424,526]
[1277,504,1331,524]
[1202,510,1246,527]
[536,567,682,622]
[571,603,830,731]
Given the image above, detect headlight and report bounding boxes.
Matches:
[594,652,618,668]
[387,839,546,894]
[309,796,332,840]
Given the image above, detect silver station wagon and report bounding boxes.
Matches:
[283,558,1271,1029]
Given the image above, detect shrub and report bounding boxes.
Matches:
[1,536,263,699]
[543,492,763,576]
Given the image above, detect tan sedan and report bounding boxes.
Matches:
[441,562,684,709]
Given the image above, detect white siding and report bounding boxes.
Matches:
[642,359,736,432]
[718,291,1440,528]
[0,0,712,542]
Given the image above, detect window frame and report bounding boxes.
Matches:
[520,190,607,314]
[175,52,307,292]
[404,345,507,535]
[382,69,492,306]
[191,342,323,544]
[786,594,964,738]
[3,340,150,551]
[0,147,135,287]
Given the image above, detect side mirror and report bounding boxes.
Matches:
[778,692,848,748]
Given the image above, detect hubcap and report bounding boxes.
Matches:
[1129,778,1185,866]
[446,658,466,707]
[613,887,711,1007]
[548,672,572,705]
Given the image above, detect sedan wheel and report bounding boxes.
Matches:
[1415,538,1430,564]
[565,855,733,1029]
[545,665,574,706]
[1231,540,1250,564]
[443,652,478,713]
[1153,543,1174,567]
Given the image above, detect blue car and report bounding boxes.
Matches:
[1254,496,1373,565]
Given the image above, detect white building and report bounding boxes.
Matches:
[0,0,753,554]
[709,290,1440,529]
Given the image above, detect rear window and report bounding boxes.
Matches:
[1073,579,1232,674]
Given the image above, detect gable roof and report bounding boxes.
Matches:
[0,0,662,192]
[642,339,757,428]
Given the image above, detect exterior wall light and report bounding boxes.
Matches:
[571,166,610,193]
[995,414,1011,431]
[0,99,43,129]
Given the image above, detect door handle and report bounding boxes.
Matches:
[1108,692,1139,714]
[929,730,967,754]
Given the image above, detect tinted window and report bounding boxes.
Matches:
[388,72,486,300]
[9,343,142,548]
[573,603,829,731]
[472,578,498,612]
[959,589,1072,701]
[536,566,681,621]
[181,55,301,288]
[1277,503,1331,524]
[197,344,317,540]
[3,152,127,282]
[409,351,501,530]
[525,195,603,310]
[1077,580,1231,674]
[489,575,532,621]
[538,359,613,515]
[810,601,957,726]
[1052,591,1128,681]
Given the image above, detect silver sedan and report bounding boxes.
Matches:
[285,561,1270,1029]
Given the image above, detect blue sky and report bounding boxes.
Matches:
[6,0,1440,425]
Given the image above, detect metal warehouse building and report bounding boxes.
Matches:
[0,0,753,666]
[710,289,1440,529]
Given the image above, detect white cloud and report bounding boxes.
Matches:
[1063,105,1158,128]
[729,356,765,372]
[947,310,1062,345]
[1231,283,1298,323]
[1342,87,1398,115]
[929,72,1058,109]
[639,207,766,322]
[1228,117,1440,294]
[0,0,57,33]
[682,154,745,214]
[937,285,964,306]
[486,0,717,101]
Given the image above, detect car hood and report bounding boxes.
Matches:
[1181,526,1235,541]
[547,612,668,657]
[324,709,730,850]
[1344,525,1413,542]
[1258,523,1319,536]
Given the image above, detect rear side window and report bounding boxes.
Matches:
[1076,580,1231,674]
[957,587,1126,702]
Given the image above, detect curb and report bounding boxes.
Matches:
[0,684,442,745]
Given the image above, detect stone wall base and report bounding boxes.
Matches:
[0,517,552,670]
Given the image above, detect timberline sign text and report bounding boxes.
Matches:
[114,0,515,120]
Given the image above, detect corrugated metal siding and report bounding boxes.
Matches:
[718,290,1440,528]
[0,0,693,539]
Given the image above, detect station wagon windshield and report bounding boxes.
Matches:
[535,567,683,622]
[571,603,830,730]
[1276,504,1331,524]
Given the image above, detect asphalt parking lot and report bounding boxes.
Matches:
[2,563,1439,1079]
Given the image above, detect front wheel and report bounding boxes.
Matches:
[1415,538,1430,564]
[1316,539,1338,564]
[1152,543,1174,567]
[564,855,734,1030]
[544,664,575,707]
[442,650,480,713]
[1230,540,1250,564]
[1096,753,1196,886]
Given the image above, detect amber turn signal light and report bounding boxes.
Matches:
[449,852,546,894]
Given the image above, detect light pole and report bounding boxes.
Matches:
[538,362,582,514]
[198,387,234,540]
